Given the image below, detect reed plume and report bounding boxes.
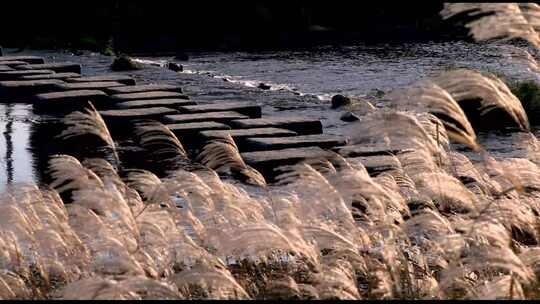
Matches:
[57,102,119,165]
[196,134,266,187]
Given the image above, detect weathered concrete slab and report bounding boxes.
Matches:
[115,98,196,109]
[165,121,231,150]
[0,69,55,80]
[33,90,109,112]
[241,147,336,180]
[66,75,136,86]
[178,101,261,118]
[99,107,178,123]
[201,128,298,151]
[54,81,126,91]
[167,121,230,137]
[20,72,81,81]
[17,62,81,73]
[110,91,189,102]
[333,144,409,157]
[0,56,44,64]
[243,134,347,152]
[0,79,66,97]
[105,84,183,95]
[229,117,323,135]
[163,111,248,124]
[0,61,29,67]
[0,66,13,72]
[348,155,401,176]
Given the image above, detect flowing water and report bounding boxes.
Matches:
[1,41,539,188]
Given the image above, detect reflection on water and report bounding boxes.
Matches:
[1,41,539,187]
[3,104,13,184]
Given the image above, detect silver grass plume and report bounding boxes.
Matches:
[57,102,119,165]
[133,120,188,169]
[47,154,104,196]
[196,134,266,187]
[389,80,479,150]
[440,3,540,49]
[432,69,530,131]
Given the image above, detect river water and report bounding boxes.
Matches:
[1,41,539,188]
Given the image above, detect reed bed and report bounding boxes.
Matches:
[4,3,540,299]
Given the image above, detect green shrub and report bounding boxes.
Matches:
[509,80,540,123]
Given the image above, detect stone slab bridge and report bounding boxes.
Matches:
[0,53,399,183]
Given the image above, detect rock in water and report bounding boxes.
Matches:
[331,94,351,109]
[111,56,143,71]
[258,83,271,90]
[167,62,183,72]
[340,112,360,122]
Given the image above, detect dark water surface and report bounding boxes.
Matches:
[1,42,539,189]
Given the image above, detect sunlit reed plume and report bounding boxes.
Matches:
[57,102,119,165]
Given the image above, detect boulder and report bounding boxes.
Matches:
[167,62,183,72]
[110,56,143,71]
[340,112,360,122]
[331,94,351,109]
[258,83,271,90]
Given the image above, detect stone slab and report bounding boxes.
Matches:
[16,62,81,73]
[178,101,261,118]
[0,61,29,67]
[0,66,13,72]
[66,75,136,86]
[332,144,409,157]
[348,155,401,176]
[163,111,248,124]
[110,91,189,102]
[105,84,183,95]
[54,81,126,91]
[33,90,109,112]
[0,79,66,97]
[99,107,178,123]
[115,98,196,109]
[166,121,230,137]
[241,146,336,181]
[243,134,347,152]
[229,117,323,135]
[20,72,81,81]
[165,121,231,150]
[201,128,297,151]
[0,56,44,64]
[0,69,55,81]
